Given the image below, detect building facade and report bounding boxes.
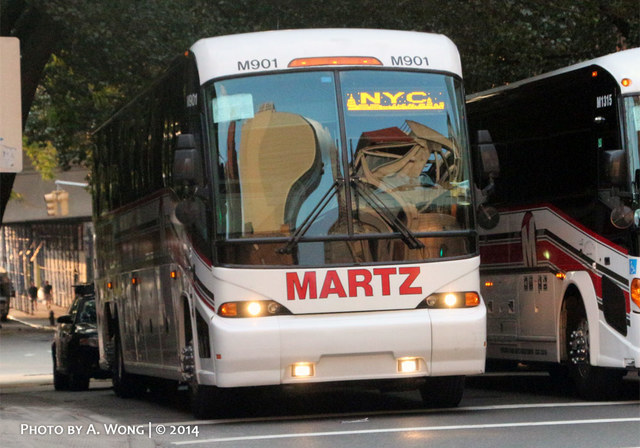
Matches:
[0,158,93,311]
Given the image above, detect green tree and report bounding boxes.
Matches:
[23,0,639,171]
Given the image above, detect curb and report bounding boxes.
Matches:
[6,315,56,331]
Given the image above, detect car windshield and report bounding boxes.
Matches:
[207,70,474,266]
[76,299,96,324]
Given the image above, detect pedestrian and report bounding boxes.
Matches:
[28,282,38,314]
[43,281,53,310]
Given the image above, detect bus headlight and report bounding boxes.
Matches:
[421,292,480,309]
[218,300,292,318]
[247,302,262,316]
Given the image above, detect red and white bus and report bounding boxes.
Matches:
[92,29,486,417]
[467,48,640,398]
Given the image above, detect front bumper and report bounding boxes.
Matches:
[202,306,486,388]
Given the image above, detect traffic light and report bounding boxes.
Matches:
[43,189,70,216]
[57,190,69,216]
[44,191,58,216]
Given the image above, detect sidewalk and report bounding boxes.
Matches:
[6,302,68,330]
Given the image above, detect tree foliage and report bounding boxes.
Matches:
[23,137,57,180]
[24,0,640,169]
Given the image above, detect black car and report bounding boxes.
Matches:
[0,270,13,321]
[52,286,110,390]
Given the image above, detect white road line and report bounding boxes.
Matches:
[163,400,640,428]
[172,417,640,445]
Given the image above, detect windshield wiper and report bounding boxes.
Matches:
[278,177,425,254]
[278,180,342,254]
[351,177,425,250]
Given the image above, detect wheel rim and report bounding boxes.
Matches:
[181,341,195,383]
[569,317,590,377]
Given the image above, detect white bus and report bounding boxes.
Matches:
[92,29,486,417]
[467,48,640,399]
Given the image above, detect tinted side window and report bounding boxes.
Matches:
[469,68,597,206]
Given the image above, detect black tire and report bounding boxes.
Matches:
[184,339,233,419]
[68,368,90,391]
[185,340,223,419]
[420,376,465,408]
[566,299,624,400]
[52,349,70,391]
[190,382,218,419]
[112,334,141,398]
[190,382,241,419]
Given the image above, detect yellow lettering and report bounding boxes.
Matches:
[360,92,380,105]
[382,91,405,104]
[406,91,427,103]
[346,91,445,111]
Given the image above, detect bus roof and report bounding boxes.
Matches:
[190,28,462,83]
[468,47,640,101]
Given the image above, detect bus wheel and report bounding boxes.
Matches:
[181,342,216,419]
[112,334,141,398]
[190,382,219,419]
[419,376,465,408]
[182,342,230,419]
[566,307,623,400]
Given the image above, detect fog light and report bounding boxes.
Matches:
[292,362,315,378]
[398,357,419,373]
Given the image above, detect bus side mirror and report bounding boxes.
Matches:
[602,150,632,229]
[602,149,627,188]
[477,204,500,230]
[173,134,207,225]
[474,130,501,229]
[476,130,500,180]
[175,199,203,225]
[173,134,203,186]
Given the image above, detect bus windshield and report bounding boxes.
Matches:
[207,70,474,266]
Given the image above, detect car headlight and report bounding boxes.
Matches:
[420,292,481,309]
[218,300,292,318]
